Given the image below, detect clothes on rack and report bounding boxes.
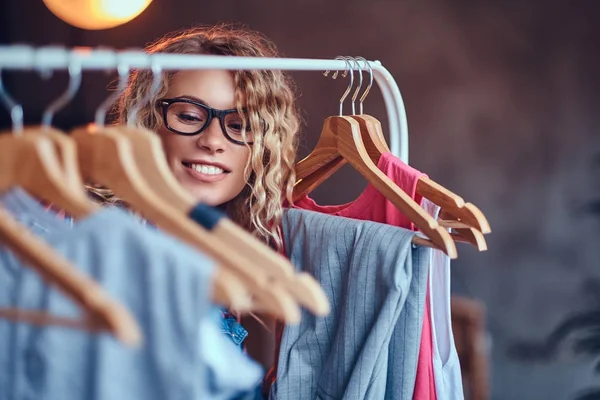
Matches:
[279,152,464,399]
[0,188,263,400]
[0,45,477,400]
[292,152,435,398]
[46,196,251,351]
[269,208,429,399]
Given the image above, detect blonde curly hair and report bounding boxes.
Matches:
[93,24,300,249]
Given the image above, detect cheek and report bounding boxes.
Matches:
[157,128,190,162]
[232,145,251,175]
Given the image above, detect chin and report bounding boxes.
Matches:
[188,188,228,207]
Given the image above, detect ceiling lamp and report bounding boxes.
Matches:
[43,0,153,30]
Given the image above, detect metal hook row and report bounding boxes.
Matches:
[323,56,374,117]
[0,47,163,135]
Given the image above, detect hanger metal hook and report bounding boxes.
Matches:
[347,57,363,116]
[355,56,373,115]
[333,56,354,116]
[324,64,348,80]
[323,56,354,114]
[41,50,82,128]
[127,54,162,127]
[0,67,24,134]
[95,53,130,128]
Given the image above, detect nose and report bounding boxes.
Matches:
[196,117,226,153]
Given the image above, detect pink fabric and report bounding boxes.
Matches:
[415,287,437,399]
[293,153,422,231]
[293,152,436,400]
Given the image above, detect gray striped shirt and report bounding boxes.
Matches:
[271,209,430,399]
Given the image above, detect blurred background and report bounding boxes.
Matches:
[2,1,600,399]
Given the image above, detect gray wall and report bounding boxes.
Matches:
[2,1,600,399]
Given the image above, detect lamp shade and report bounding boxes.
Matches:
[43,0,152,30]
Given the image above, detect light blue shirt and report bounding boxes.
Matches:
[0,188,263,400]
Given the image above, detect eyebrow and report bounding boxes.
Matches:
[174,95,208,105]
[170,95,243,112]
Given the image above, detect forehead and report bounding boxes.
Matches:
[166,70,237,109]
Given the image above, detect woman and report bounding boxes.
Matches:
[87,25,301,391]
[92,24,300,252]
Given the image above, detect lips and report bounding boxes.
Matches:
[182,160,231,172]
[182,160,230,183]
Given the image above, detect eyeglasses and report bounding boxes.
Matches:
[158,98,254,145]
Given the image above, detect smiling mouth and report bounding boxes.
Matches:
[182,161,230,175]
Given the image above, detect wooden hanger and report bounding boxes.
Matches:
[0,183,141,346]
[0,64,138,344]
[343,57,489,250]
[70,123,301,323]
[348,115,488,251]
[291,147,490,250]
[0,132,99,219]
[294,116,457,258]
[440,218,487,250]
[354,114,490,234]
[439,205,490,232]
[20,126,103,212]
[116,124,330,316]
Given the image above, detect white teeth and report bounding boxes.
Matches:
[190,164,225,175]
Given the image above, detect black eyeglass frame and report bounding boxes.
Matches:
[158,98,253,145]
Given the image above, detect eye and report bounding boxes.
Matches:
[176,112,204,124]
[225,114,251,134]
[227,122,243,132]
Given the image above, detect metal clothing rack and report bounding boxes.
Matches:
[0,45,410,163]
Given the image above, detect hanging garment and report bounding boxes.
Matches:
[0,188,263,400]
[291,152,438,400]
[421,199,464,400]
[47,198,249,350]
[270,209,429,400]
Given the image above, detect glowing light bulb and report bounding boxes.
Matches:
[43,0,153,30]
